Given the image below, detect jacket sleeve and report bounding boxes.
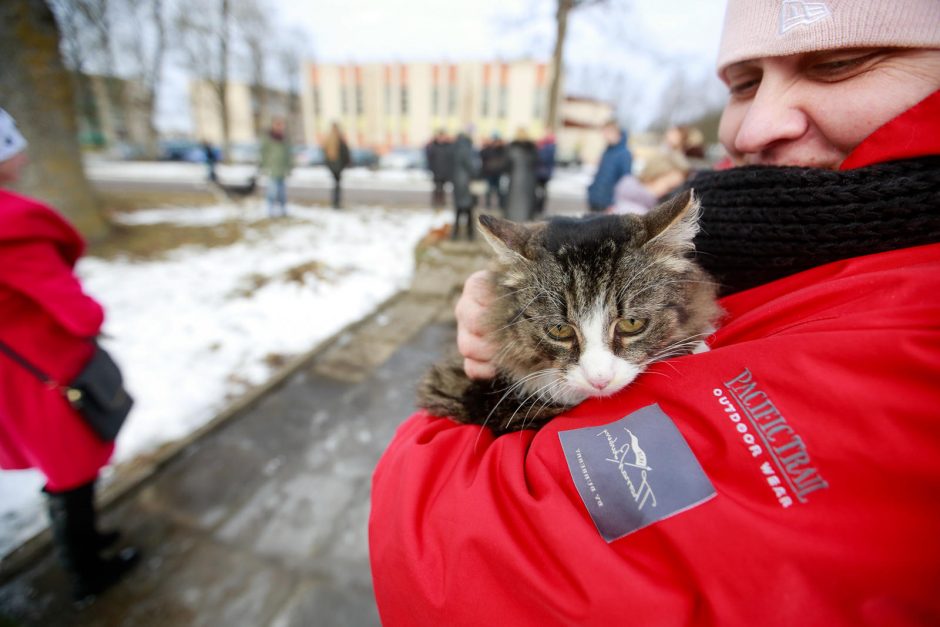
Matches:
[0,240,104,337]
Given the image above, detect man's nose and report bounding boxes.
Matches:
[732,83,809,157]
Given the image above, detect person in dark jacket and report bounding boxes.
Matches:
[587,122,633,212]
[201,139,218,182]
[324,122,351,209]
[450,132,477,240]
[0,108,139,605]
[479,134,508,211]
[534,134,556,216]
[505,128,538,222]
[425,130,454,208]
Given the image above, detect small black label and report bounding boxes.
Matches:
[558,404,715,543]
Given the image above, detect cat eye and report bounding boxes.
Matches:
[546,324,575,341]
[615,318,647,336]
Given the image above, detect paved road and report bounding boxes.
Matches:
[0,241,491,626]
[92,177,587,215]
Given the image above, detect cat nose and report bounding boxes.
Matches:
[588,375,611,391]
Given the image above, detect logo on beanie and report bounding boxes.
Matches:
[778,0,831,35]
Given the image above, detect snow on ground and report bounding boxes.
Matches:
[0,202,448,559]
[84,158,589,198]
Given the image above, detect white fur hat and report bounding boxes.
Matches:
[0,108,27,162]
[717,0,940,78]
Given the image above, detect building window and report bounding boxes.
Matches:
[534,87,544,119]
[401,87,409,115]
[482,88,490,117]
[385,84,391,115]
[432,86,438,116]
[312,86,321,116]
[340,87,348,115]
[447,84,457,115]
[355,84,363,115]
[498,86,508,119]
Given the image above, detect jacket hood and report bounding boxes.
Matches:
[0,189,85,264]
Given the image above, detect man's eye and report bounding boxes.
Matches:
[729,78,759,97]
[808,51,882,79]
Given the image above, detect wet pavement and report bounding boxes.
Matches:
[0,239,491,626]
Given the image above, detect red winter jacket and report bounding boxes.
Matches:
[0,190,113,491]
[369,91,940,626]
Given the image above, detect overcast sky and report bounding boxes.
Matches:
[159,0,730,134]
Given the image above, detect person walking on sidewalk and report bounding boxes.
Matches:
[505,128,538,222]
[324,122,351,209]
[587,121,633,212]
[451,131,478,241]
[259,117,293,217]
[534,133,556,216]
[426,130,454,209]
[479,134,508,211]
[0,107,139,605]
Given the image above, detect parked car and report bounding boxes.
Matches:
[229,142,259,164]
[294,145,325,167]
[159,139,203,161]
[350,147,379,169]
[379,147,427,170]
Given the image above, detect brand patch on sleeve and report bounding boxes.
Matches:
[558,403,715,543]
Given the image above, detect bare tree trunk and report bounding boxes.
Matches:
[546,0,572,133]
[0,0,109,240]
[218,0,231,161]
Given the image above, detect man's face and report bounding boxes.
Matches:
[718,48,940,169]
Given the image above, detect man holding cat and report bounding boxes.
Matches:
[370,1,940,625]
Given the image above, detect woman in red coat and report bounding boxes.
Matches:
[0,107,137,603]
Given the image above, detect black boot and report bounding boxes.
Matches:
[45,481,140,605]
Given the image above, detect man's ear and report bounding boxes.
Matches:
[642,189,701,252]
[478,214,537,263]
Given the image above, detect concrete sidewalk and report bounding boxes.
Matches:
[0,239,490,626]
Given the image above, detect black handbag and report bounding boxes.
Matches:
[0,339,133,441]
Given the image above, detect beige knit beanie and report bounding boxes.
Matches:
[717,0,940,78]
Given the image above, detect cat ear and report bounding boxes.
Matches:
[478,215,536,263]
[642,189,701,252]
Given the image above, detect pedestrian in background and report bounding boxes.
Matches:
[587,121,633,212]
[610,150,690,216]
[0,108,139,605]
[324,122,351,210]
[259,117,293,217]
[425,130,454,209]
[534,133,556,216]
[479,133,508,211]
[450,131,478,241]
[505,128,537,222]
[201,139,218,182]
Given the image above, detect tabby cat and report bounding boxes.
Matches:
[417,190,721,435]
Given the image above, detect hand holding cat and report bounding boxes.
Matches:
[455,270,498,380]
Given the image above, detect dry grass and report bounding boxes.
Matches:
[89,190,253,260]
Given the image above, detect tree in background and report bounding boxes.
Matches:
[234,0,271,139]
[0,0,109,240]
[117,0,168,159]
[176,0,233,161]
[546,0,606,133]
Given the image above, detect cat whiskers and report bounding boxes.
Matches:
[504,374,566,432]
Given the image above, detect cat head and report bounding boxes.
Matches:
[478,190,720,406]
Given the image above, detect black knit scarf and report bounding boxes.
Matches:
[689,156,940,295]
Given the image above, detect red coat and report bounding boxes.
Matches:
[369,91,940,625]
[0,190,113,491]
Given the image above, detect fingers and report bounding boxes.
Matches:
[455,270,497,380]
[464,357,497,381]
